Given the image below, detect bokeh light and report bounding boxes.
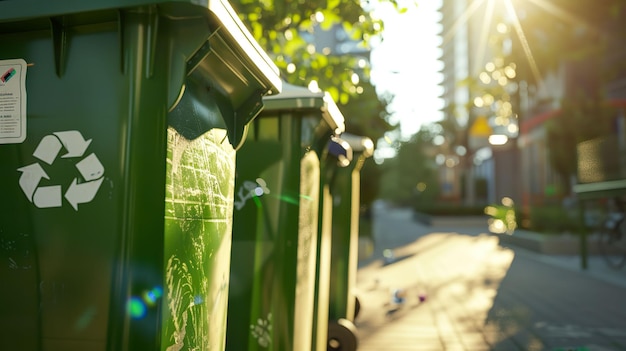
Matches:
[479,72,491,84]
[314,11,324,23]
[496,22,508,34]
[128,297,147,319]
[351,73,360,85]
[474,97,484,108]
[308,80,320,92]
[254,187,265,196]
[127,286,163,319]
[284,29,293,41]
[488,134,508,145]
[143,286,163,306]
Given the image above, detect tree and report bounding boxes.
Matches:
[379,124,440,205]
[231,0,395,102]
[509,0,626,87]
[339,80,394,213]
[546,96,617,191]
[340,81,394,142]
[229,0,407,133]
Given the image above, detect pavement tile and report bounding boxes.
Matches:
[459,332,488,344]
[491,337,525,351]
[440,342,467,351]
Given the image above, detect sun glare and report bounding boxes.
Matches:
[441,0,485,47]
[441,0,547,90]
[474,0,495,73]
[526,0,590,29]
[501,0,544,90]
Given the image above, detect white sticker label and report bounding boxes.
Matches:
[0,59,27,144]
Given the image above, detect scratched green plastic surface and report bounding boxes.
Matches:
[0,4,274,351]
[162,128,235,351]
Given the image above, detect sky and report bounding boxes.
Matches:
[368,0,445,158]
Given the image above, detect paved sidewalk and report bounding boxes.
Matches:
[355,205,626,351]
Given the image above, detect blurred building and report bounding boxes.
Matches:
[517,66,566,210]
[303,22,372,78]
[439,0,626,224]
[307,23,371,59]
[438,0,521,207]
[516,3,626,218]
[438,0,469,203]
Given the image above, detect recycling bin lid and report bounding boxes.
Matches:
[339,133,374,157]
[1,0,282,148]
[196,0,282,95]
[262,82,345,134]
[1,0,281,94]
[0,0,282,94]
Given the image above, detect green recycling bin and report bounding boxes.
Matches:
[311,133,353,351]
[327,133,374,351]
[0,1,281,350]
[226,82,345,351]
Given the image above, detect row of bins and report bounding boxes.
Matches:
[0,1,373,350]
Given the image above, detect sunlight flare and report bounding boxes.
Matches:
[526,0,591,30]
[502,0,545,90]
[441,0,486,47]
[475,0,496,73]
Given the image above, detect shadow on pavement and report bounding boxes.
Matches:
[356,203,626,351]
[484,253,626,351]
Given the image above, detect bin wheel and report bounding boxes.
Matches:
[353,296,361,320]
[328,318,358,351]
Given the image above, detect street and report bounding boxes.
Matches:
[355,202,626,351]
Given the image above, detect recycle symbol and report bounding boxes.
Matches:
[17,130,105,211]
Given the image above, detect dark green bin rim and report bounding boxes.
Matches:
[262,81,345,133]
[0,0,282,96]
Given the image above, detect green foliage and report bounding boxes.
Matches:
[545,96,618,189]
[230,0,384,101]
[413,204,485,216]
[340,80,393,142]
[379,125,440,204]
[525,205,584,234]
[484,197,517,234]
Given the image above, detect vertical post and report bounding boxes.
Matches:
[578,199,588,270]
[465,162,476,206]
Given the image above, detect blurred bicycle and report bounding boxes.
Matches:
[598,198,626,269]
